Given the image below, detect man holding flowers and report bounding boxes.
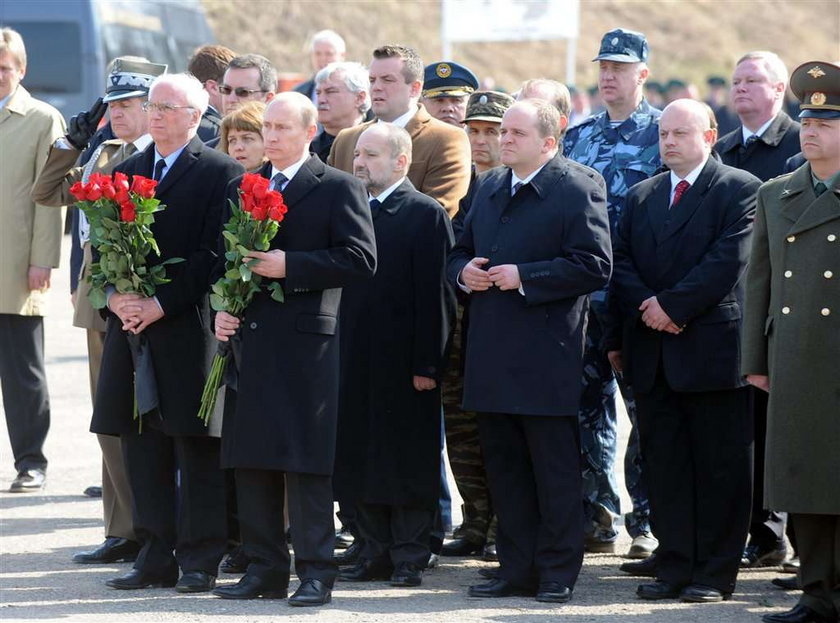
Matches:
[212,92,376,607]
[91,73,244,593]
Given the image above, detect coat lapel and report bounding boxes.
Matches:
[660,158,717,242]
[281,155,323,209]
[783,164,840,235]
[778,163,815,225]
[154,135,203,196]
[644,174,672,244]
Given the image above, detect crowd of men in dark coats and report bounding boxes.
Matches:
[2,21,838,623]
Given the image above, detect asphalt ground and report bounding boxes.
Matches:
[0,235,797,622]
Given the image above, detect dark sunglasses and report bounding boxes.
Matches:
[218,85,267,97]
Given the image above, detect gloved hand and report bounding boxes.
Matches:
[66,98,108,150]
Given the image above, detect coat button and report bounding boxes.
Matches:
[821,308,831,316]
[781,306,790,314]
[490,245,499,252]
[829,234,837,242]
[825,270,834,278]
[250,322,257,329]
[784,270,792,278]
[787,235,796,242]
[501,216,510,223]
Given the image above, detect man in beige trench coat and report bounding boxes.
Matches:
[0,28,65,492]
[742,60,840,623]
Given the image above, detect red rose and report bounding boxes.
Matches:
[120,201,136,222]
[251,202,269,221]
[241,192,255,213]
[240,172,262,194]
[131,175,157,199]
[70,182,86,202]
[268,203,287,222]
[251,176,271,200]
[113,171,130,192]
[86,184,102,201]
[115,188,131,204]
[88,172,107,186]
[101,181,116,200]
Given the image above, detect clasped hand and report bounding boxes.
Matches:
[639,296,682,334]
[461,257,521,291]
[109,293,163,334]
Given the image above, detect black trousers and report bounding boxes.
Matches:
[636,372,753,594]
[749,388,789,549]
[121,425,227,575]
[478,412,584,589]
[0,314,50,472]
[357,502,433,570]
[236,468,337,587]
[793,513,840,619]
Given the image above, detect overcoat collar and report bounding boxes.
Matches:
[257,154,324,209]
[717,111,795,156]
[379,178,417,217]
[487,153,569,210]
[655,157,718,242]
[138,135,204,196]
[0,85,32,127]
[779,163,840,234]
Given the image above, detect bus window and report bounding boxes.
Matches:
[4,22,82,94]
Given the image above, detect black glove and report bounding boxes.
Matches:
[66,97,108,150]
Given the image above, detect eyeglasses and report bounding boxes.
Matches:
[218,85,267,97]
[141,102,195,114]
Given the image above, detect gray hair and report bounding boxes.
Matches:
[149,73,209,116]
[310,29,346,54]
[315,61,371,114]
[0,27,26,71]
[227,54,277,93]
[517,79,572,119]
[361,122,413,167]
[737,51,789,87]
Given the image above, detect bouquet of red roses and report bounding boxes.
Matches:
[198,172,288,424]
[70,171,183,419]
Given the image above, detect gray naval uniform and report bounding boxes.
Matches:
[563,99,661,543]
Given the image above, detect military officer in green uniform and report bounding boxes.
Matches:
[742,60,840,623]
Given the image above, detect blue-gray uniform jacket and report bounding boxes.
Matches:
[563,99,662,302]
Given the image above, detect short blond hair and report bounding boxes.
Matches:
[0,27,26,71]
[219,101,266,155]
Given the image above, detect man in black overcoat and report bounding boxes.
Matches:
[92,74,245,592]
[610,99,760,603]
[212,92,376,607]
[447,99,612,603]
[714,51,802,571]
[334,123,455,586]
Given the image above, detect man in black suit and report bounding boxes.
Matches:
[448,99,612,603]
[334,123,454,587]
[610,99,760,603]
[212,92,376,607]
[188,44,236,143]
[292,29,346,104]
[715,51,801,571]
[93,73,245,592]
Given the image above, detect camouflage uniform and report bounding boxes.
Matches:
[563,99,661,543]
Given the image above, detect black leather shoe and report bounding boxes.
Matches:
[176,570,216,593]
[334,528,354,550]
[390,563,422,587]
[483,542,498,562]
[761,605,835,623]
[636,580,683,600]
[73,537,141,564]
[441,537,485,557]
[479,566,500,580]
[536,581,572,603]
[680,584,731,602]
[212,574,288,599]
[288,578,331,607]
[742,542,788,567]
[220,548,250,574]
[83,485,102,498]
[771,576,801,591]
[338,560,393,582]
[468,578,535,598]
[9,468,45,492]
[105,568,178,590]
[333,541,361,566]
[620,553,658,577]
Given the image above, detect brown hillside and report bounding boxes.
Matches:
[202,0,840,92]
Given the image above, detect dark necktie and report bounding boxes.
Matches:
[121,142,137,160]
[512,181,523,196]
[744,135,759,147]
[369,198,382,218]
[153,158,166,182]
[814,181,827,197]
[671,180,690,208]
[271,172,288,192]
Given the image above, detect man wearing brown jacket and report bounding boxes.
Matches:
[328,45,470,218]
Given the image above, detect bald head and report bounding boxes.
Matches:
[659,98,715,177]
[353,122,412,195]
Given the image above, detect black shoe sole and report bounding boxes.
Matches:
[74,555,139,565]
[212,589,288,600]
[288,594,331,607]
[106,580,177,590]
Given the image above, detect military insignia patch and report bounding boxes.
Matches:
[811,92,827,105]
[436,63,452,78]
[807,66,826,79]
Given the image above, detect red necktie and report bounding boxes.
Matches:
[671,180,690,208]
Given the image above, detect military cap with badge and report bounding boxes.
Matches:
[422,61,479,98]
[593,28,649,63]
[790,60,840,119]
[464,90,515,124]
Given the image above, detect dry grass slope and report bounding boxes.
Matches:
[203,0,840,91]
